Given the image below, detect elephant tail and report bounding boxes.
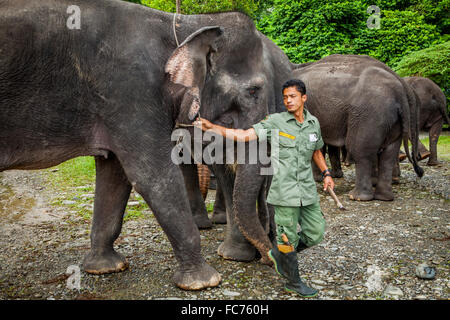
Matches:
[439,98,449,125]
[401,86,424,178]
[403,131,424,178]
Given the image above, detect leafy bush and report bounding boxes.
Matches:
[395,41,450,111]
[139,0,258,17]
[256,0,446,67]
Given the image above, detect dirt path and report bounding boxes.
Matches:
[0,160,449,300]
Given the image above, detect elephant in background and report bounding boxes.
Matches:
[403,77,449,166]
[291,54,423,201]
[325,76,448,181]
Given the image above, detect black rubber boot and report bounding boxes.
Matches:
[296,238,308,253]
[267,246,290,279]
[283,251,318,298]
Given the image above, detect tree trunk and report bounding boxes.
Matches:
[176,0,181,14]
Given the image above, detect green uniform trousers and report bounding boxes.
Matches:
[274,201,326,250]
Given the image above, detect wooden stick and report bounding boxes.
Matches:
[327,186,346,210]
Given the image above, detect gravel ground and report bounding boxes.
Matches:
[0,159,448,301]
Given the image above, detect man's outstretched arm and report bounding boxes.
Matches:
[194,117,258,142]
[312,149,335,191]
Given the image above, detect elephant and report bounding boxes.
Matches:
[324,76,448,181]
[403,77,449,166]
[179,31,294,264]
[290,54,424,201]
[0,0,291,290]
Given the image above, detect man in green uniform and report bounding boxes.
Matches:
[194,79,334,297]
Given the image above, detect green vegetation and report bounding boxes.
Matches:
[139,0,259,17]
[44,157,152,221]
[420,136,450,161]
[394,41,450,110]
[256,0,447,69]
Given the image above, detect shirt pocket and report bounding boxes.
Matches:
[278,137,296,159]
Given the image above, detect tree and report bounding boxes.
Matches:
[139,0,259,17]
[256,0,447,68]
[395,41,450,110]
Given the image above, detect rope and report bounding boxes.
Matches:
[173,12,180,48]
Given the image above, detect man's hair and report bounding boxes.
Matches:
[282,79,306,95]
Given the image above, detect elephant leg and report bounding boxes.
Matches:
[371,157,378,187]
[211,180,227,224]
[114,137,220,290]
[83,154,131,274]
[214,164,257,262]
[427,120,443,166]
[234,164,273,265]
[417,140,430,161]
[328,145,343,178]
[374,139,402,201]
[349,156,375,201]
[392,158,401,184]
[180,164,212,229]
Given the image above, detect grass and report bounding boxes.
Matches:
[44,156,152,222]
[419,136,450,161]
[404,136,450,161]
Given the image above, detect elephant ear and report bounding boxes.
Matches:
[165,26,224,122]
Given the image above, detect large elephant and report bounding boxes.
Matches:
[180,31,294,263]
[403,77,449,166]
[0,0,289,290]
[290,54,424,201]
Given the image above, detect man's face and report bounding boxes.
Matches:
[283,86,307,113]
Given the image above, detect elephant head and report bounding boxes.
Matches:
[166,13,293,263]
[165,26,224,126]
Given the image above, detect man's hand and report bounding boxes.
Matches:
[323,175,334,192]
[193,117,258,142]
[193,117,213,131]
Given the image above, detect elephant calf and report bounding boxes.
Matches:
[404,76,449,166]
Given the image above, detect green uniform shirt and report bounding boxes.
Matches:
[252,110,324,207]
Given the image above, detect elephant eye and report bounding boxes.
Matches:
[248,86,260,96]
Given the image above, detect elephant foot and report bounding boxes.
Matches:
[419,151,431,161]
[348,188,374,201]
[392,176,400,185]
[398,152,407,162]
[173,262,221,290]
[83,249,129,275]
[211,210,227,224]
[193,214,213,229]
[259,251,273,266]
[374,189,394,201]
[218,239,256,262]
[331,170,343,178]
[427,159,439,166]
[371,177,378,187]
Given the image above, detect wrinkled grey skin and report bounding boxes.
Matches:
[291,54,423,201]
[0,0,289,289]
[326,76,448,181]
[182,30,293,264]
[404,77,449,166]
